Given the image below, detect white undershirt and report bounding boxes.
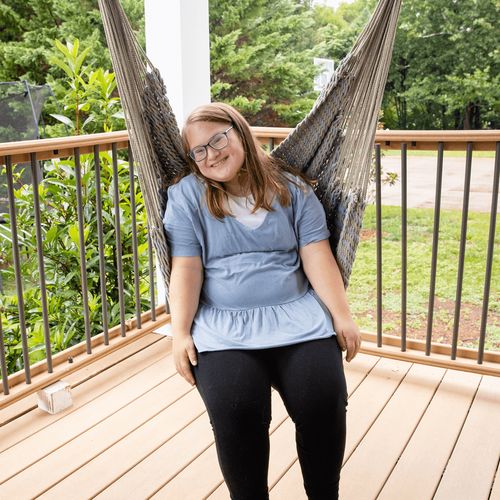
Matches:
[225,193,268,229]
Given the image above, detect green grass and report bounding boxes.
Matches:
[348,205,500,350]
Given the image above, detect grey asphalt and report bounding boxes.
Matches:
[375,155,498,213]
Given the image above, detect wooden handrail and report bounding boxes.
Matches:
[375,129,500,143]
[374,129,500,151]
[253,127,500,151]
[0,131,130,164]
[1,129,499,164]
[252,127,500,143]
[0,130,129,156]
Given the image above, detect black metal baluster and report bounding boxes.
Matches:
[477,142,499,364]
[94,145,109,345]
[5,157,30,383]
[0,312,9,395]
[401,143,407,351]
[375,144,383,347]
[112,143,126,336]
[128,146,142,328]
[451,143,473,359]
[74,148,92,353]
[148,232,156,321]
[30,153,52,372]
[426,143,444,356]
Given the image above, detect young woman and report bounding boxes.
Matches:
[163,102,361,500]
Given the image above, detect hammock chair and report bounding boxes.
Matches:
[97,0,402,306]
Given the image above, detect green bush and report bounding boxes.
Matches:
[0,153,151,374]
[0,38,150,375]
[47,39,125,136]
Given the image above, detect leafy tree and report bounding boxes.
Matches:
[208,0,390,126]
[383,0,499,129]
[209,0,322,126]
[0,0,144,84]
[312,0,376,63]
[0,0,497,132]
[0,0,142,138]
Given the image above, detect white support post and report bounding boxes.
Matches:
[144,0,211,126]
[144,0,211,308]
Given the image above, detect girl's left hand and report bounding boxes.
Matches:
[334,317,362,362]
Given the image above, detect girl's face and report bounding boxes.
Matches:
[185,120,246,195]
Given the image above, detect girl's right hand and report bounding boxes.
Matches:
[173,334,198,386]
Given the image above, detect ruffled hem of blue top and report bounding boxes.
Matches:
[191,288,336,352]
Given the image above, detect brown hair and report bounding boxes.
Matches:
[177,102,314,219]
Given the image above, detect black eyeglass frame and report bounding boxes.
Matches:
[188,125,234,162]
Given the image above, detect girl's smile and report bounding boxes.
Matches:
[185,121,247,196]
[210,156,228,168]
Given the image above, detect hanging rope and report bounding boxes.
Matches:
[273,0,402,284]
[98,0,402,302]
[99,0,186,295]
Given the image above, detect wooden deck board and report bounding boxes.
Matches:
[343,357,412,460]
[94,412,214,499]
[433,374,500,500]
[0,332,163,428]
[0,334,167,447]
[269,460,304,499]
[377,369,482,500]
[340,363,446,500]
[0,336,498,500]
[491,464,500,500]
[0,337,174,483]
[5,377,196,498]
[38,387,205,499]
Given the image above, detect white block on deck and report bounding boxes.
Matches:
[154,322,172,337]
[37,380,73,414]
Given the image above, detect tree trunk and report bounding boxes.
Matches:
[463,102,474,130]
[441,105,447,129]
[473,104,481,129]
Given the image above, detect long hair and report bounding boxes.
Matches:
[177,102,314,219]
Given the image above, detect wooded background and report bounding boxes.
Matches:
[0,0,498,130]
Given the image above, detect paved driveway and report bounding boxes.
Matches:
[376,155,498,213]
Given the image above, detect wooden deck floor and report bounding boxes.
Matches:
[1,332,499,500]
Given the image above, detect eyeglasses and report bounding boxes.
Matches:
[189,125,234,162]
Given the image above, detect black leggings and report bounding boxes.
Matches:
[192,335,348,500]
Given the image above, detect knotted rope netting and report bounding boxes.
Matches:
[98,0,402,306]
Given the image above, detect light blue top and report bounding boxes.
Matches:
[163,173,336,352]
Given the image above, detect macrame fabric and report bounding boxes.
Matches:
[98,0,402,306]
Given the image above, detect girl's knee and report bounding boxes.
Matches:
[208,397,272,435]
[290,389,347,428]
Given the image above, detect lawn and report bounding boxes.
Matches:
[348,204,500,351]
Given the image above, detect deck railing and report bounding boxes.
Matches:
[0,129,499,400]
[256,128,499,373]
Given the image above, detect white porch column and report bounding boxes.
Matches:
[145,0,211,309]
[144,0,211,126]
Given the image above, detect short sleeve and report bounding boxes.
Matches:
[163,185,202,257]
[293,182,330,247]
